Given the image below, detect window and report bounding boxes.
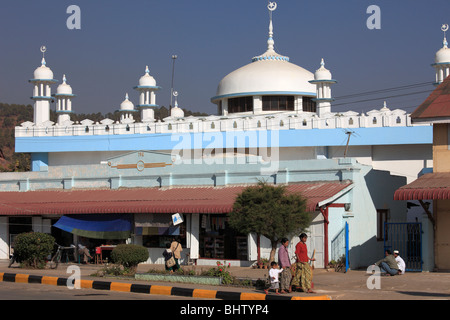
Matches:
[142,223,187,248]
[262,96,294,111]
[228,96,253,113]
[302,97,316,112]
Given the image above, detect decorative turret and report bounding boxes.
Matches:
[55,75,75,125]
[118,93,137,123]
[29,46,58,125]
[432,24,450,85]
[170,91,185,118]
[309,59,337,117]
[134,66,161,122]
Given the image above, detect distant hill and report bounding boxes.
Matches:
[0,102,210,172]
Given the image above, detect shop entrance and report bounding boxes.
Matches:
[199,214,248,260]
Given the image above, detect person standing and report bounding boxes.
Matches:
[394,250,406,275]
[265,261,284,295]
[277,238,292,293]
[291,233,315,293]
[170,237,183,271]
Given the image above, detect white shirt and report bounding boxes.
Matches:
[269,268,283,283]
[395,256,406,274]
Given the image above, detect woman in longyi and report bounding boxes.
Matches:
[291,233,315,293]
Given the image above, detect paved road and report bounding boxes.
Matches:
[0,281,203,300]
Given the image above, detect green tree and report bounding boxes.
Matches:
[228,182,311,263]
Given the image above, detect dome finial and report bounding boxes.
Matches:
[267,2,277,51]
[145,65,150,74]
[40,46,47,66]
[442,24,449,48]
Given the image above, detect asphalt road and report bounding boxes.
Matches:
[0,281,202,300]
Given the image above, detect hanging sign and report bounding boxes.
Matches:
[172,213,184,226]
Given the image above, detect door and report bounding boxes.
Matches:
[384,222,422,272]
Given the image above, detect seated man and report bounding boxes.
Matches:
[78,243,93,264]
[374,250,399,276]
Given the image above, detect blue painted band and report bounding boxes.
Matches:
[15,126,432,153]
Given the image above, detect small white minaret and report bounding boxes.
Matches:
[170,91,185,118]
[134,66,161,122]
[118,93,137,123]
[432,24,450,85]
[55,75,75,125]
[309,59,337,117]
[29,47,57,125]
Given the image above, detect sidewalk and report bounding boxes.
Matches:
[1,260,450,300]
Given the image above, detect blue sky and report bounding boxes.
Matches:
[0,0,449,115]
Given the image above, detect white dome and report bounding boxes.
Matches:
[56,75,72,95]
[213,58,315,100]
[33,59,54,80]
[139,66,157,87]
[171,106,184,118]
[314,59,332,80]
[120,94,134,111]
[436,46,450,64]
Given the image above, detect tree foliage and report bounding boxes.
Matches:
[228,182,311,262]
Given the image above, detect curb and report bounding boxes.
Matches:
[0,272,331,300]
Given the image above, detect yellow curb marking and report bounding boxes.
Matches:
[110,282,132,292]
[193,289,217,299]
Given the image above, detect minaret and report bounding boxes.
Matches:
[432,24,450,85]
[170,91,185,118]
[309,59,337,117]
[118,93,137,123]
[55,75,75,125]
[29,46,57,125]
[134,66,161,122]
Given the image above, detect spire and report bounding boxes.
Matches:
[252,2,289,62]
[267,2,277,51]
[40,45,47,66]
[442,24,449,48]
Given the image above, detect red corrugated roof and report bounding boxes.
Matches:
[411,76,450,120]
[394,172,450,200]
[0,181,353,216]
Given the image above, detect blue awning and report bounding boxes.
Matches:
[54,214,132,239]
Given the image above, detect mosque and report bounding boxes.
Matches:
[1,3,448,270]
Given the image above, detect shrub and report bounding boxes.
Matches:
[110,244,149,273]
[202,261,234,285]
[13,232,55,268]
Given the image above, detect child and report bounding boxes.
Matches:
[265,261,284,294]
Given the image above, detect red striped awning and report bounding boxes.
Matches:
[394,172,450,200]
[0,181,353,216]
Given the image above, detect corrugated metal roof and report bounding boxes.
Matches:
[0,181,353,216]
[411,76,450,120]
[394,172,450,200]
